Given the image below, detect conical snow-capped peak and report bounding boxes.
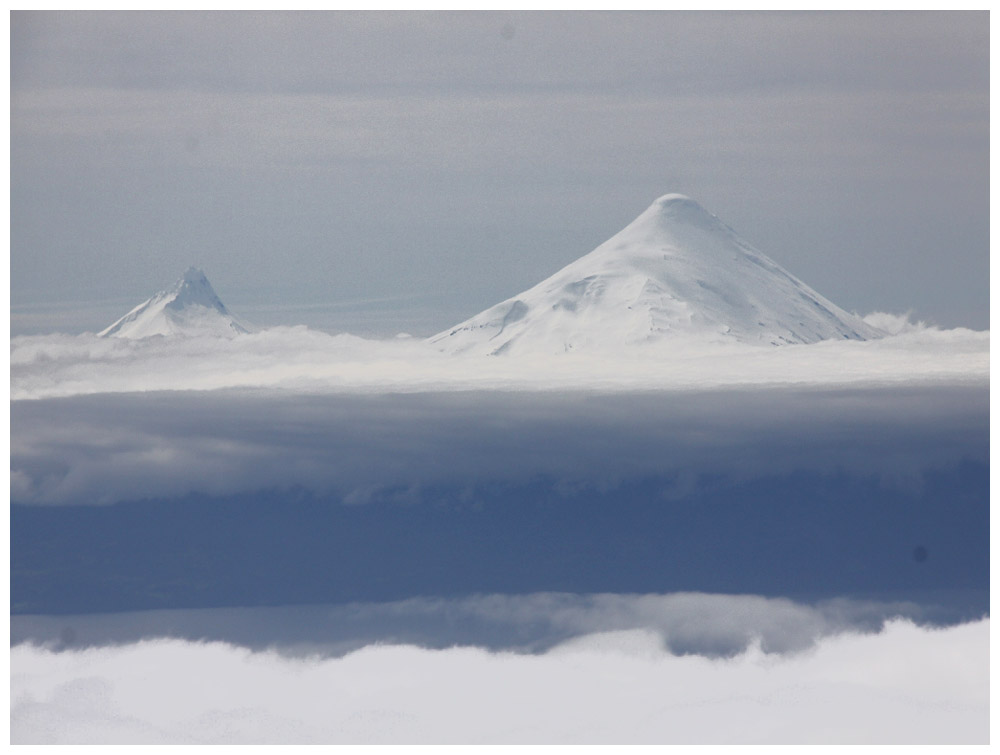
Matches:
[99,267,251,339]
[430,195,883,355]
[166,267,227,310]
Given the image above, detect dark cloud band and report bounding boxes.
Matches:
[10,384,987,505]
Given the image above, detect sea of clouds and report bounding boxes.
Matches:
[10,314,989,400]
[9,315,989,507]
[12,611,989,744]
[10,316,990,743]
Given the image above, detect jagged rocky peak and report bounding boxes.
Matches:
[99,267,251,339]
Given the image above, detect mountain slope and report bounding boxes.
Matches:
[99,267,250,339]
[431,194,883,355]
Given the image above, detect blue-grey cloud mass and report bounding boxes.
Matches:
[10,11,989,334]
[12,385,988,616]
[11,385,987,506]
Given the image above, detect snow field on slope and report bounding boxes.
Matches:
[99,267,250,339]
[432,195,881,355]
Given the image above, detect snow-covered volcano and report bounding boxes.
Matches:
[99,267,250,339]
[431,194,883,355]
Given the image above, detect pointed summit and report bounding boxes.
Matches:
[99,268,251,338]
[431,195,882,355]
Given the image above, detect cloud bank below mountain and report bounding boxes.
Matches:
[10,317,988,401]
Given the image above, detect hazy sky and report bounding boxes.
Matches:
[10,11,989,334]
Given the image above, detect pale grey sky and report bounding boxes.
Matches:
[10,11,989,335]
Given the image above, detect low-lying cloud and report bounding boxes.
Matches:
[11,615,989,743]
[10,322,989,400]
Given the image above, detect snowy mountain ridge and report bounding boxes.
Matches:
[99,267,250,339]
[431,194,883,355]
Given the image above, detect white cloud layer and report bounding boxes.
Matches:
[10,322,989,400]
[11,616,989,744]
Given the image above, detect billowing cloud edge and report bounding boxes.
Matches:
[10,317,989,401]
[14,591,969,658]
